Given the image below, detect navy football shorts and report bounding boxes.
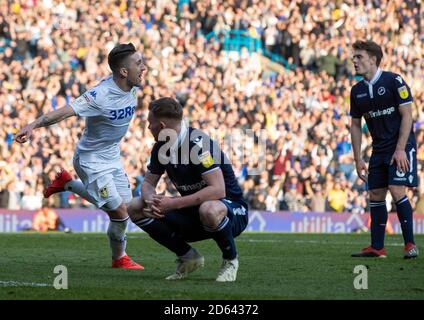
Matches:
[368,143,418,190]
[162,198,249,242]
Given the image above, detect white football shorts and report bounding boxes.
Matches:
[73,153,132,211]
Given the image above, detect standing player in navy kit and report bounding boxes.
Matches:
[349,40,418,259]
[127,97,249,281]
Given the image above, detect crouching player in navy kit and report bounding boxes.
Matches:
[128,97,249,281]
[349,40,419,259]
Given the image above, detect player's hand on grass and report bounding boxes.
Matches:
[390,149,409,173]
[15,124,36,143]
[355,159,368,182]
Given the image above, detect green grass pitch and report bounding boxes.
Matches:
[0,232,423,300]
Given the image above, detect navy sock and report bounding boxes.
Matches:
[369,200,388,250]
[204,216,237,260]
[134,218,191,256]
[395,196,415,245]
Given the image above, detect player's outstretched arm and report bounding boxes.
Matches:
[15,106,76,143]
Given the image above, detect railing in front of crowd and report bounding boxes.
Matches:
[204,29,296,70]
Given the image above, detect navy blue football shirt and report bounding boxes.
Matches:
[350,68,416,152]
[147,127,244,201]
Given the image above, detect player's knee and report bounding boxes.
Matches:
[388,185,406,202]
[369,188,387,201]
[199,201,226,225]
[127,206,145,223]
[126,202,137,221]
[127,198,150,223]
[104,201,128,220]
[199,201,216,217]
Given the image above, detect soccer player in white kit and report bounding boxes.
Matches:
[15,43,147,269]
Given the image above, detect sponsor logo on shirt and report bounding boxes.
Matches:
[363,106,395,119]
[356,93,367,98]
[177,180,207,192]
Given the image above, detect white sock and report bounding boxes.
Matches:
[65,179,96,204]
[107,218,129,260]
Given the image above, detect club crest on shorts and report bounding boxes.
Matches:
[199,151,214,168]
[396,170,406,178]
[398,86,409,99]
[100,186,109,198]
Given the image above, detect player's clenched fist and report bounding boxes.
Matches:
[15,124,36,143]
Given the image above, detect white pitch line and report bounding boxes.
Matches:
[0,280,51,287]
[238,238,405,247]
[293,240,404,247]
[238,239,282,243]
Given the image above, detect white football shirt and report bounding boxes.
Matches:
[70,76,138,163]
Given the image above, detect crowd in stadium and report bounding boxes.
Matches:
[0,0,423,214]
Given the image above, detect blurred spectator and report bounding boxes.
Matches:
[416,192,424,215]
[309,184,326,213]
[283,184,304,212]
[265,182,280,212]
[133,175,144,197]
[249,192,264,210]
[32,207,71,232]
[20,183,43,210]
[327,179,347,212]
[347,191,367,215]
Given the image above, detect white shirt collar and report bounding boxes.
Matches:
[170,119,188,154]
[364,68,382,85]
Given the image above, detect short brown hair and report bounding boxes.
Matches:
[108,43,136,74]
[149,97,183,120]
[352,40,383,67]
